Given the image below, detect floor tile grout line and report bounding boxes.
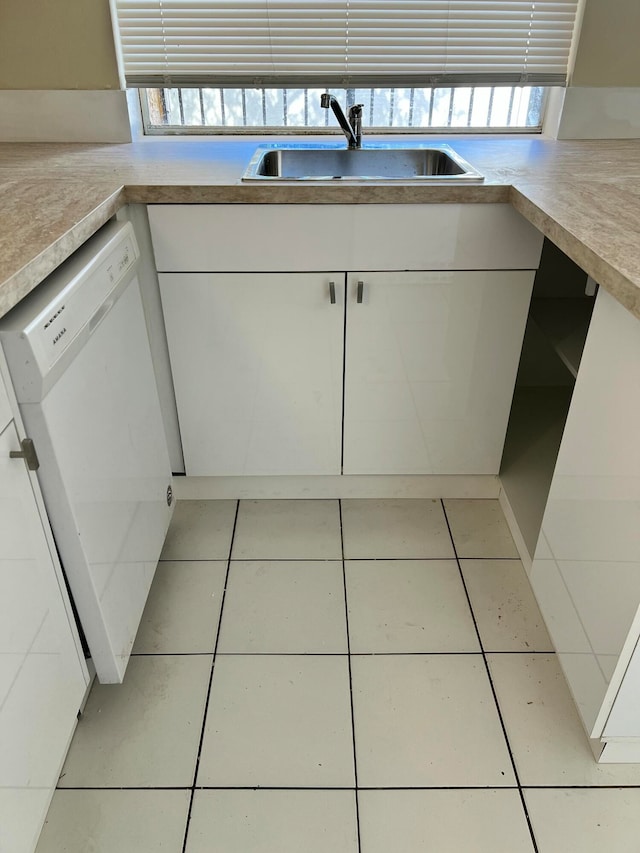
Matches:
[440,499,540,853]
[129,652,218,657]
[339,499,363,853]
[180,499,240,853]
[58,786,194,791]
[191,784,521,791]
[519,784,640,790]
[129,650,556,657]
[159,555,522,563]
[55,782,640,791]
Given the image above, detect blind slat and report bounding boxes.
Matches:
[114,0,580,87]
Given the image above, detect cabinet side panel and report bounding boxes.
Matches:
[122,205,185,474]
[530,288,640,738]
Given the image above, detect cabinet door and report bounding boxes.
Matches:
[0,420,88,853]
[343,271,534,475]
[160,272,344,476]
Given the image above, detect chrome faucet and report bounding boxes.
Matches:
[320,94,363,149]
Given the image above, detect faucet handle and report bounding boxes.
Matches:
[348,104,364,148]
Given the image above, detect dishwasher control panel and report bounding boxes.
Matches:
[0,220,139,398]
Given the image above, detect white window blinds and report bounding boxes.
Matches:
[114,0,580,88]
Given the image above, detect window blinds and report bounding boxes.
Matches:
[114,0,580,88]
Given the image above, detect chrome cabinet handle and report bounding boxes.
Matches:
[357,280,364,303]
[10,438,40,471]
[329,281,336,304]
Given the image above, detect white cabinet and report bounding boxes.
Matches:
[150,203,542,480]
[0,369,88,853]
[160,272,344,476]
[529,287,640,752]
[343,270,534,475]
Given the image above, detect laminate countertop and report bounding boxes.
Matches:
[1,135,640,320]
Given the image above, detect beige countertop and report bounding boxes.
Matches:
[1,135,640,320]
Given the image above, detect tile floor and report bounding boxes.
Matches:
[36,498,640,853]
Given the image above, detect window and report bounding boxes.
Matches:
[141,86,546,133]
[113,1,580,134]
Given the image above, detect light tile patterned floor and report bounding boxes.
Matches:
[36,499,640,853]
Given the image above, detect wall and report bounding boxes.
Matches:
[4,0,636,93]
[0,0,130,142]
[571,0,640,87]
[549,0,640,139]
[0,0,120,90]
[0,0,637,141]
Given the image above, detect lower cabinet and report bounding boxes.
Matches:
[0,387,88,852]
[160,269,534,477]
[151,202,542,479]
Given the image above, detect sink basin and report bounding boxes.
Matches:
[242,144,483,182]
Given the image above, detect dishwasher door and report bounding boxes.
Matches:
[20,273,173,683]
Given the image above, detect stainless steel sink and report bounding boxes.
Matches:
[242,144,483,182]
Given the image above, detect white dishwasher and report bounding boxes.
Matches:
[0,220,174,683]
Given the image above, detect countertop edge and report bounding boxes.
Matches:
[2,181,640,323]
[124,182,511,205]
[0,186,126,320]
[509,185,640,322]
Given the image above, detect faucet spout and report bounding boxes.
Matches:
[320,94,363,149]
